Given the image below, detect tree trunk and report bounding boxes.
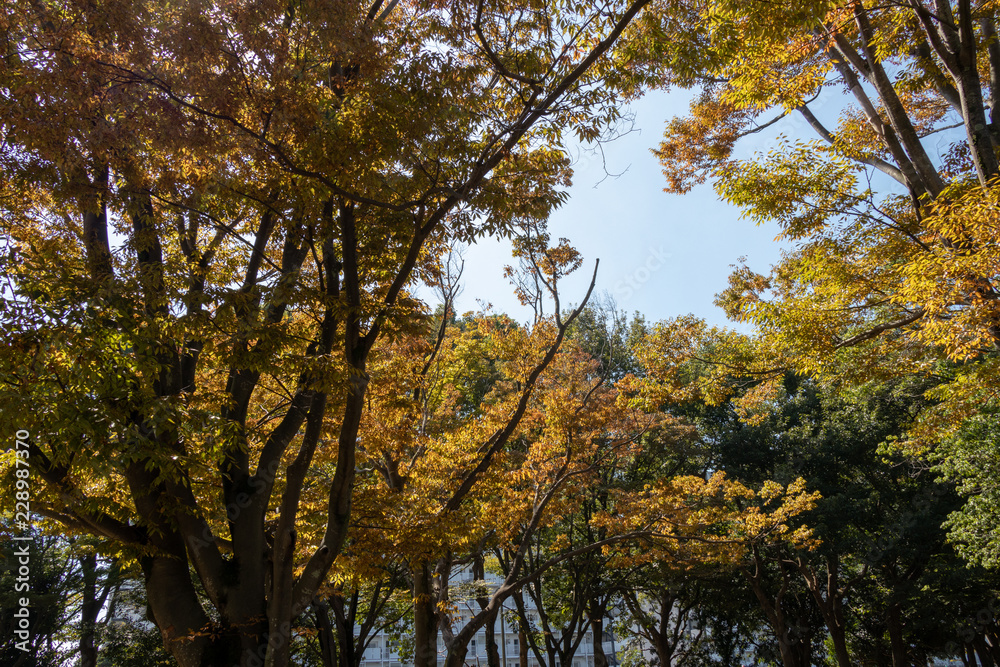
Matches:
[79,552,99,667]
[141,553,226,667]
[886,602,908,667]
[741,560,807,667]
[827,616,851,667]
[973,636,995,667]
[797,557,850,667]
[776,615,813,667]
[313,600,337,667]
[777,638,803,667]
[413,562,441,667]
[653,640,673,667]
[485,609,502,667]
[513,590,548,667]
[473,554,502,667]
[443,643,470,667]
[987,623,1000,662]
[590,608,609,667]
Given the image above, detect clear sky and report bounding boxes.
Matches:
[447,88,794,328]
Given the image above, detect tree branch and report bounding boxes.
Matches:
[832,309,926,348]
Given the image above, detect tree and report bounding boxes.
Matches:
[96,579,179,667]
[617,567,712,667]
[628,317,1000,666]
[933,401,1000,568]
[333,259,799,667]
[0,526,134,667]
[306,567,410,667]
[0,528,76,667]
[0,0,660,664]
[75,544,121,667]
[642,0,1000,564]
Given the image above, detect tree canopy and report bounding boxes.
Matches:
[6,0,1000,666]
[0,0,660,664]
[648,0,1000,568]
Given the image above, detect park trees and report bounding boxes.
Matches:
[0,0,663,663]
[0,529,78,667]
[645,0,1000,566]
[624,315,1000,666]
[10,0,1000,663]
[0,527,147,667]
[241,273,824,667]
[648,0,1000,379]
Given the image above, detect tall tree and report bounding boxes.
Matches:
[0,528,77,667]
[642,0,1000,564]
[628,320,1000,666]
[0,0,658,664]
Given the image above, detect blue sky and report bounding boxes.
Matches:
[449,88,792,328]
[448,79,952,329]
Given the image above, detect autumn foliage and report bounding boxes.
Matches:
[4,0,1000,665]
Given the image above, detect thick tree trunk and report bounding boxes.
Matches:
[886,602,908,667]
[653,641,673,667]
[590,608,609,667]
[414,562,442,667]
[776,638,804,667]
[828,619,850,667]
[773,611,813,667]
[142,553,218,667]
[442,643,469,667]
[794,640,813,667]
[484,609,502,667]
[742,558,808,667]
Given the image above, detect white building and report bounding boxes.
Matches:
[357,567,619,667]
